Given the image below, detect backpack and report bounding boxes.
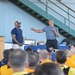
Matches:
[63,67,70,75]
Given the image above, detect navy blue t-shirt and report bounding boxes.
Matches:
[11,27,23,44]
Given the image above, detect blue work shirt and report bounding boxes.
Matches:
[11,27,23,44]
[42,26,59,40]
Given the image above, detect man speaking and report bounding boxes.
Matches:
[31,20,60,52]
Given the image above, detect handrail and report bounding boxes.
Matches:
[56,0,75,13]
[48,0,75,19]
[38,0,75,26]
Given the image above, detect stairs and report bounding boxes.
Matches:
[8,0,75,39]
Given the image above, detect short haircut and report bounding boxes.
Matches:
[3,50,9,59]
[26,48,33,53]
[56,50,67,64]
[28,52,39,67]
[48,19,54,24]
[9,48,14,54]
[39,50,49,60]
[34,63,64,75]
[9,49,28,68]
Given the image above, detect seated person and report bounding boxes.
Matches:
[0,50,9,67]
[0,49,14,75]
[39,50,52,65]
[9,49,28,75]
[65,46,75,68]
[56,50,75,75]
[26,48,33,53]
[1,65,12,75]
[26,52,39,73]
[61,39,73,49]
[66,46,75,68]
[34,63,64,75]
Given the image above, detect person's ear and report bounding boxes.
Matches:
[25,62,29,68]
[39,56,43,62]
[8,61,12,68]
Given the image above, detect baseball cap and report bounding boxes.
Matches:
[15,21,21,24]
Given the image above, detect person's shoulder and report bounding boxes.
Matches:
[11,28,17,34]
[19,28,23,32]
[69,67,75,75]
[1,64,8,69]
[69,67,75,71]
[54,26,59,30]
[20,28,22,30]
[24,72,34,75]
[11,28,16,31]
[44,26,49,28]
[54,26,58,28]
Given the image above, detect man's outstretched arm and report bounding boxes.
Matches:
[31,28,43,33]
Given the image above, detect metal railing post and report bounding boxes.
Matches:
[64,18,66,25]
[46,0,48,16]
[38,0,48,16]
[67,8,70,32]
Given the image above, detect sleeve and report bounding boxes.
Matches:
[42,27,46,32]
[56,27,59,33]
[22,30,23,37]
[11,29,16,35]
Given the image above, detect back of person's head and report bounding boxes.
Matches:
[39,50,49,60]
[34,63,64,75]
[3,50,9,59]
[28,52,39,68]
[63,50,71,58]
[9,48,14,54]
[33,50,39,54]
[56,50,67,64]
[9,49,28,69]
[26,48,33,53]
[9,48,14,51]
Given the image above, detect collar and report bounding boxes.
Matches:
[40,59,52,65]
[26,68,34,73]
[13,71,28,75]
[59,64,68,68]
